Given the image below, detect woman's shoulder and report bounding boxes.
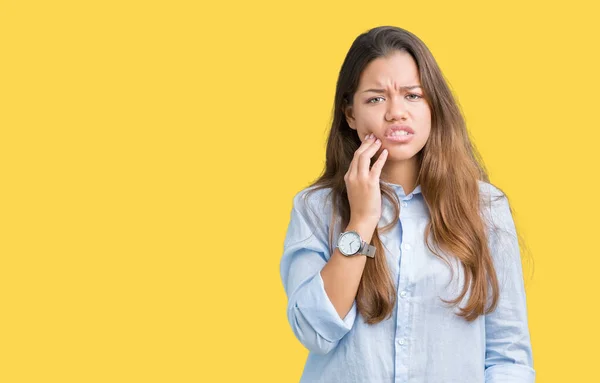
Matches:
[293,184,337,227]
[287,185,336,249]
[292,184,335,215]
[477,180,506,201]
[477,180,515,235]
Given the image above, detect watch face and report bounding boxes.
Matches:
[339,231,361,256]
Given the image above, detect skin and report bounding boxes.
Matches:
[344,50,432,195]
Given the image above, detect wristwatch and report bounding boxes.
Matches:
[336,230,376,258]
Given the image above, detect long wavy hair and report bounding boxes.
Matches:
[303,26,529,324]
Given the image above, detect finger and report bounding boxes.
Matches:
[370,149,388,180]
[355,133,377,156]
[348,134,376,177]
[357,138,382,177]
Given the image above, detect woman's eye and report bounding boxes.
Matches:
[368,94,422,103]
[367,96,385,104]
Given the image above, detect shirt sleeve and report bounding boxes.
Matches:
[484,186,536,383]
[279,188,357,355]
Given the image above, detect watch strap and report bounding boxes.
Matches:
[358,241,376,258]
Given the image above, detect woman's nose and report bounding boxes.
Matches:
[385,97,409,121]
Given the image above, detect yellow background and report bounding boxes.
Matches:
[1,0,598,381]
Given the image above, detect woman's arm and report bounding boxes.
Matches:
[484,187,535,383]
[280,189,362,355]
[320,220,375,319]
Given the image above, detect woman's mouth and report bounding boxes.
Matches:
[384,131,414,143]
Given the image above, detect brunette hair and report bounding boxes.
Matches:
[302,25,531,324]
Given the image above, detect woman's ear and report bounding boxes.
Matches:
[344,106,356,131]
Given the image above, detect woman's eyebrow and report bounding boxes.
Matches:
[361,85,422,93]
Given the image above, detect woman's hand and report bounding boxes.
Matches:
[344,133,388,232]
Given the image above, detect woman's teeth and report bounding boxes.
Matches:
[390,131,412,136]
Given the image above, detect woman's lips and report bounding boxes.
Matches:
[384,133,414,143]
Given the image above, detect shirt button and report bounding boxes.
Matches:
[400,291,407,298]
[401,202,408,207]
[403,243,411,251]
[397,338,406,345]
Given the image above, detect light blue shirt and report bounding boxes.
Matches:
[279,180,535,382]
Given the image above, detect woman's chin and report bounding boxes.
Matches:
[382,146,419,161]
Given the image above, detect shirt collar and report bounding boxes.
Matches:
[381,180,422,197]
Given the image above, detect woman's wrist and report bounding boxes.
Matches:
[345,219,377,244]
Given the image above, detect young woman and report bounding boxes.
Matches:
[279,26,535,382]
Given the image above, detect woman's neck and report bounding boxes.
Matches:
[380,156,419,195]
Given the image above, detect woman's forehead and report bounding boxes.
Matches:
[359,53,420,89]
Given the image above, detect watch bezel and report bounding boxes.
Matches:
[337,230,362,256]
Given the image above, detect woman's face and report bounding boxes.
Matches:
[345,50,431,162]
